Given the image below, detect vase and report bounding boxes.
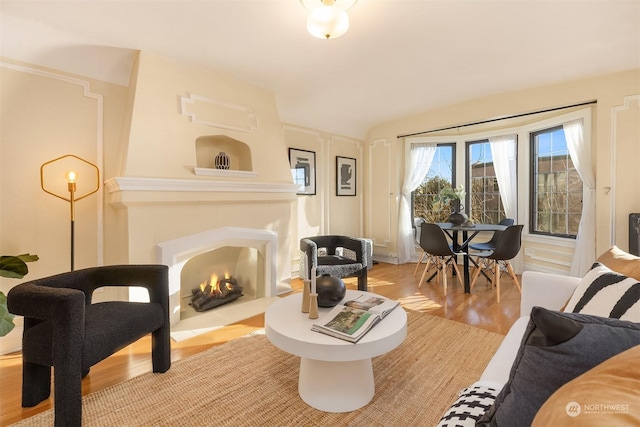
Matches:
[214,152,230,169]
[447,199,468,225]
[315,274,346,307]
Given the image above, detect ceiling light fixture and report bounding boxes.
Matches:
[300,0,358,40]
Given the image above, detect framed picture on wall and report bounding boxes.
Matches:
[289,148,316,195]
[336,156,356,196]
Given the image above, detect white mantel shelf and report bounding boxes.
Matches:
[105,176,299,193]
[193,167,257,178]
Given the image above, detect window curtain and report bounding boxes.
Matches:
[489,135,518,221]
[398,141,437,263]
[489,135,521,272]
[564,118,595,277]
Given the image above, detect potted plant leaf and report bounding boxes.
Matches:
[0,254,38,336]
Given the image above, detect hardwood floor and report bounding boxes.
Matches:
[0,261,521,426]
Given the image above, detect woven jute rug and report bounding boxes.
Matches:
[12,310,504,427]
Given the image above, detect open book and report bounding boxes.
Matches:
[311,294,400,343]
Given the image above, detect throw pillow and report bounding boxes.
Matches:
[597,245,640,281]
[532,345,640,426]
[564,262,639,322]
[436,383,500,427]
[477,307,640,427]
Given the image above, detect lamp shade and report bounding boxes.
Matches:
[305,2,351,39]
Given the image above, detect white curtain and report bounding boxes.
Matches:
[565,118,596,277]
[489,135,518,221]
[398,142,437,263]
[489,135,521,272]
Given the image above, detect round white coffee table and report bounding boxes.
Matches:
[265,290,407,412]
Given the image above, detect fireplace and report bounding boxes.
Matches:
[156,226,280,341]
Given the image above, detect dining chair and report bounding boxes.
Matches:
[468,218,514,252]
[413,217,427,276]
[470,224,524,303]
[417,223,465,296]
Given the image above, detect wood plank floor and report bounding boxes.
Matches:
[0,261,521,426]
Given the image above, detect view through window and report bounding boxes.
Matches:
[412,144,455,223]
[531,126,582,238]
[467,140,506,224]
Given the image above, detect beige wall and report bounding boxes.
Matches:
[283,125,365,276]
[365,69,640,272]
[0,58,129,352]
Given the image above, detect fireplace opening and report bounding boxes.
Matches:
[190,273,244,312]
[179,244,260,321]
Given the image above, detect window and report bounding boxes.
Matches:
[412,144,455,222]
[467,140,506,224]
[530,126,582,238]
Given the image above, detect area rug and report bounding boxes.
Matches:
[12,311,504,427]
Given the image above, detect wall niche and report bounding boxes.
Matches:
[194,135,255,177]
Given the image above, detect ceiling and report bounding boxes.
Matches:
[1,0,639,139]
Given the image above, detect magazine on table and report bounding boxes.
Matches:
[311,294,400,343]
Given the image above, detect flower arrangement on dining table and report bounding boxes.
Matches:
[432,185,466,211]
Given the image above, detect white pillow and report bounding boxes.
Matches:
[564,263,640,322]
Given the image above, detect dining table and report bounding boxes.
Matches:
[435,222,507,294]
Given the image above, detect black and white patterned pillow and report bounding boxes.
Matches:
[437,384,500,427]
[564,262,640,322]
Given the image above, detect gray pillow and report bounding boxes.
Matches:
[477,306,640,426]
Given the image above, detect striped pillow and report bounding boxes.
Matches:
[564,262,640,322]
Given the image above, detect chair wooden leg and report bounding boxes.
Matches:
[441,259,448,296]
[450,259,464,288]
[495,262,501,303]
[418,258,432,288]
[506,261,521,294]
[413,250,425,276]
[470,259,483,289]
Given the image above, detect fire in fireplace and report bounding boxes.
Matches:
[190,273,244,312]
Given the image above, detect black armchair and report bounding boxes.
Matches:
[7,264,171,427]
[300,235,369,291]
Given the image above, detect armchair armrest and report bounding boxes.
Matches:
[335,236,366,262]
[84,265,169,316]
[520,271,580,317]
[8,283,85,322]
[9,265,169,317]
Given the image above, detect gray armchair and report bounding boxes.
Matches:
[7,264,171,427]
[300,235,370,291]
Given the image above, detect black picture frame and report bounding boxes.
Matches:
[289,148,316,195]
[336,156,356,196]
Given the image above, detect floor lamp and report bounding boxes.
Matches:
[40,154,100,271]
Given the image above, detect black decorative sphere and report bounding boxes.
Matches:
[315,274,346,307]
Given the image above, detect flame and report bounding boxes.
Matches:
[196,273,238,296]
[199,274,220,294]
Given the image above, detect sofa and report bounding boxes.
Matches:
[438,246,640,426]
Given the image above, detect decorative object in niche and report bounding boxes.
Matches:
[215,152,230,169]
